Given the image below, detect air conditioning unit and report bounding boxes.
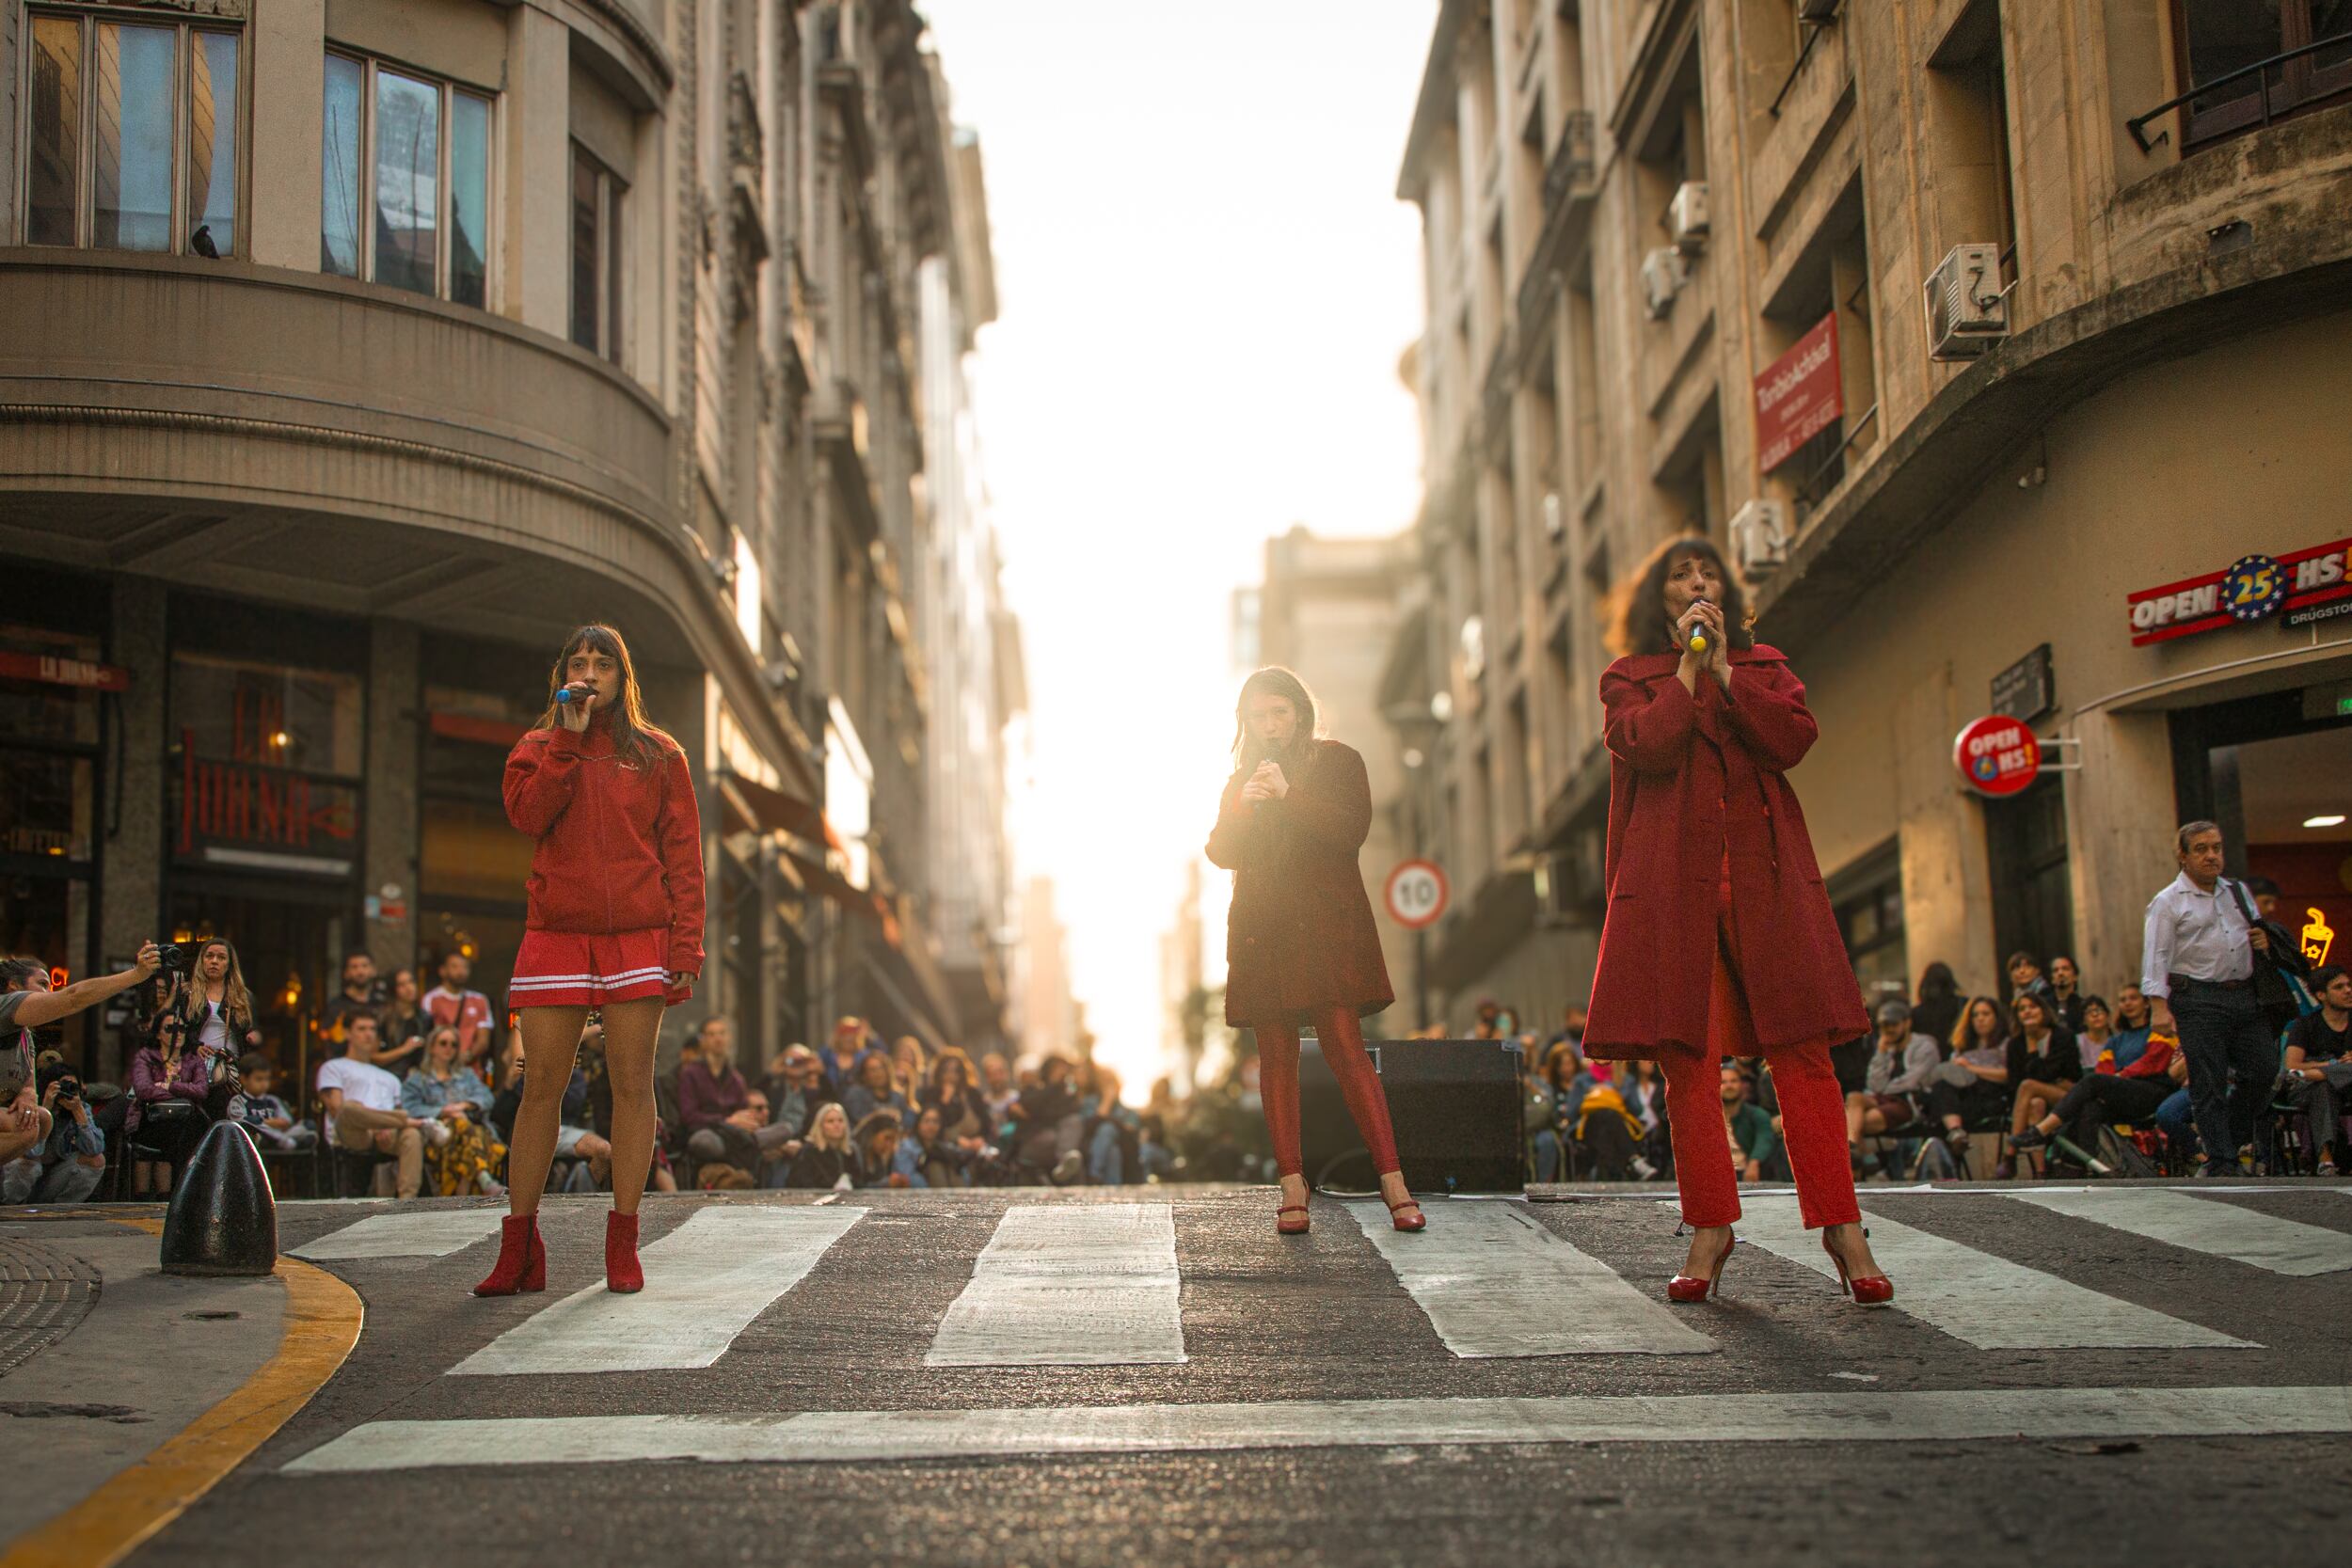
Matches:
[1541,491,1566,543]
[1640,246,1687,319]
[1731,498,1790,579]
[1535,829,1607,926]
[1669,181,1710,254]
[1925,243,2010,360]
[1798,0,1843,22]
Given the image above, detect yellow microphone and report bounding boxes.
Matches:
[1685,599,1710,656]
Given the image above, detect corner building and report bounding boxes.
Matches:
[0,0,1019,1080]
[1394,0,2352,1026]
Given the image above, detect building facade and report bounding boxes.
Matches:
[0,0,1020,1080]
[1394,0,2352,1027]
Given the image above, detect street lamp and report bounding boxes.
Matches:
[1384,694,1450,1030]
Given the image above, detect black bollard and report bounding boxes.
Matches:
[161,1119,279,1276]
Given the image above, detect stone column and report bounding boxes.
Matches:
[248,0,326,271]
[2066,709,2181,995]
[362,620,421,974]
[97,579,168,1080]
[1893,660,2000,994]
[505,3,572,336]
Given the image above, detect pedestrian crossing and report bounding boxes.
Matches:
[278,1184,2344,1378]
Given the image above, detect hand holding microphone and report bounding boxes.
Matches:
[555,680,596,733]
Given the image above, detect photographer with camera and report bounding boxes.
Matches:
[1,1053,107,1204]
[1,945,164,1173]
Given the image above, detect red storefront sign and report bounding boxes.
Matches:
[2127,537,2352,644]
[0,650,130,691]
[1755,311,1843,472]
[176,746,358,858]
[1953,715,2042,797]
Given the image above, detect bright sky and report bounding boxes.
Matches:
[920,2,1437,1097]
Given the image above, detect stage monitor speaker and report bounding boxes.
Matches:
[1298,1037,1524,1193]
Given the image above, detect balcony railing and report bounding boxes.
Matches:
[2127,31,2352,151]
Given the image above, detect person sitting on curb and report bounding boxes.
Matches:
[0,945,162,1171]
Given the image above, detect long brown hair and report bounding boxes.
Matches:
[1952,995,2010,1051]
[1230,666,1321,768]
[181,938,254,1032]
[535,624,675,768]
[1606,534,1756,657]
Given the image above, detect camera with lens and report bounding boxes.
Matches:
[52,1075,81,1103]
[156,942,188,974]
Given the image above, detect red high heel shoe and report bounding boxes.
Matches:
[1275,1205,1311,1236]
[1823,1227,1893,1307]
[1384,1195,1426,1232]
[472,1213,546,1296]
[606,1210,644,1293]
[1666,1227,1736,1304]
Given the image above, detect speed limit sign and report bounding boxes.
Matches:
[1384,860,1449,929]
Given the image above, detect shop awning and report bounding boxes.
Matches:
[783,845,874,918]
[718,769,841,850]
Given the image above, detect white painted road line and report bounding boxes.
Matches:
[289,1209,507,1260]
[926,1203,1185,1367]
[450,1206,863,1376]
[1344,1201,1714,1357]
[1728,1199,2254,1350]
[2005,1188,2352,1276]
[282,1384,2352,1473]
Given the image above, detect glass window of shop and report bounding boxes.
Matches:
[167,619,366,1071]
[24,12,241,256]
[2173,680,2352,974]
[0,620,106,1067]
[417,641,549,1030]
[1829,844,1909,1011]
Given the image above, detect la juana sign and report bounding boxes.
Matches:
[2127,537,2352,645]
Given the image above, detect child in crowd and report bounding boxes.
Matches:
[228,1054,317,1150]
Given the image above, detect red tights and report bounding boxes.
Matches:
[1658,882,1862,1231]
[1257,1007,1401,1180]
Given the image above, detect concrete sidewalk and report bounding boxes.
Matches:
[0,1212,358,1566]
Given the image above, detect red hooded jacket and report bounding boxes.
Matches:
[503,716,706,975]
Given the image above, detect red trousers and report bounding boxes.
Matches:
[1659,881,1861,1231]
[1257,1007,1401,1180]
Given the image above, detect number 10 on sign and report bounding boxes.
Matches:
[1385,860,1449,929]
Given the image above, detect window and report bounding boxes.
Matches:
[23,11,240,255]
[1928,0,2018,287]
[571,143,627,360]
[321,53,492,304]
[2172,0,2352,146]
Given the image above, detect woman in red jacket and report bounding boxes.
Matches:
[473,625,704,1297]
[1207,667,1422,1236]
[1583,538,1890,1306]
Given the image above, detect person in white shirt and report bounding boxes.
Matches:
[317,1014,436,1197]
[2141,820,2275,1178]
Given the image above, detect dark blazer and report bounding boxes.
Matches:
[1582,646,1867,1063]
[1206,738,1394,1028]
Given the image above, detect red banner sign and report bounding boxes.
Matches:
[0,650,129,691]
[1953,715,2042,798]
[176,745,358,859]
[2128,538,2352,644]
[1755,311,1843,472]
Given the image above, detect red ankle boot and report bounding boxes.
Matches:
[605,1210,644,1293]
[472,1214,545,1296]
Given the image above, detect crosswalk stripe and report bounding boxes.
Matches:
[289,1210,507,1260]
[1343,1201,1714,1357]
[449,1206,863,1376]
[279,1383,2352,1473]
[925,1203,1184,1367]
[1728,1198,2255,1349]
[2005,1189,2352,1276]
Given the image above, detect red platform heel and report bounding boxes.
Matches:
[605,1210,644,1293]
[1824,1227,1894,1307]
[472,1214,546,1296]
[1666,1226,1736,1304]
[1385,1195,1426,1232]
[1276,1205,1311,1236]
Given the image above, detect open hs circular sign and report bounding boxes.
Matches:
[1953,715,2042,798]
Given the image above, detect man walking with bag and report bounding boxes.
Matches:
[2142,821,2280,1178]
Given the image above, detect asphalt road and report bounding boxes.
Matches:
[129,1182,2352,1567]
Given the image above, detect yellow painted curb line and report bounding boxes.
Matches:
[0,1217,365,1568]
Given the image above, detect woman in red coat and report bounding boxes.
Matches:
[472,624,704,1297]
[1207,668,1422,1236]
[1583,538,1890,1306]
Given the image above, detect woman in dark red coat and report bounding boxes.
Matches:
[1207,668,1422,1236]
[1583,538,1890,1306]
